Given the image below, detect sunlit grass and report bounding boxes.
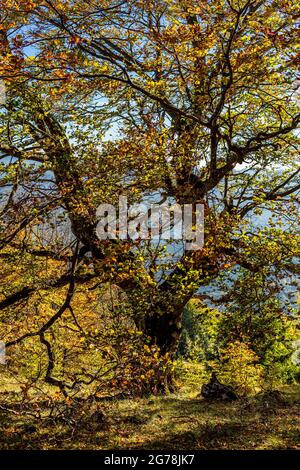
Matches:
[0,363,300,450]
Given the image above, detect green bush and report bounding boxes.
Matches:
[215,341,264,396]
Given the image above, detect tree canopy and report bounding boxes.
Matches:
[0,0,299,393]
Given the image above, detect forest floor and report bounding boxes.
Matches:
[0,362,300,450]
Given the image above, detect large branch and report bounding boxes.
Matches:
[0,271,95,311]
[5,243,79,349]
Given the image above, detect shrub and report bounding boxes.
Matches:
[216,341,264,396]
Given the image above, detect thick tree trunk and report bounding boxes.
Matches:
[142,304,185,394]
[144,308,183,356]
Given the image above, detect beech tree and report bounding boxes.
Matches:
[0,0,299,376]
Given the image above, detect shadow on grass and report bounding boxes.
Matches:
[122,421,268,450]
[1,389,300,450]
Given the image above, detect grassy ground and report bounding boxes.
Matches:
[0,363,300,450]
